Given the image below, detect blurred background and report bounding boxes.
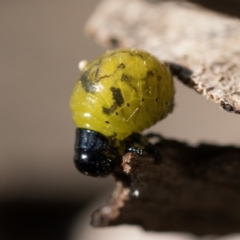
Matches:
[0,0,239,240]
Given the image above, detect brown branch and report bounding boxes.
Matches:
[91,136,240,236]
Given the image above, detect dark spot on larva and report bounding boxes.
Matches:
[110,87,124,106]
[105,121,110,124]
[206,87,214,92]
[142,98,145,102]
[156,98,158,102]
[121,73,132,82]
[165,102,168,105]
[102,104,117,115]
[80,62,109,92]
[127,103,130,107]
[99,75,110,81]
[118,63,125,69]
[220,101,234,112]
[157,76,162,81]
[147,71,154,77]
[80,72,97,93]
[115,112,119,115]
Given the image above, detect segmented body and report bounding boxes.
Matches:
[70,49,174,142]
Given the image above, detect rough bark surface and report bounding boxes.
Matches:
[86,0,240,114]
[91,137,240,236]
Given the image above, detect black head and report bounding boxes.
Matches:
[74,128,119,177]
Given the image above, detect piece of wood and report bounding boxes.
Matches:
[91,136,240,236]
[85,0,240,114]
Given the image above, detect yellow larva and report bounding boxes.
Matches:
[70,49,174,177]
